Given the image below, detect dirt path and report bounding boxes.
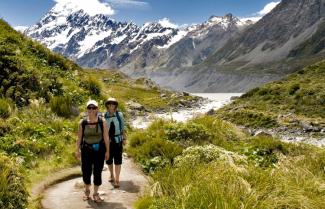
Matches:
[41,156,149,209]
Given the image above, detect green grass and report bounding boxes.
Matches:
[129,116,325,209]
[81,69,199,112]
[0,18,199,208]
[0,153,28,209]
[217,59,325,129]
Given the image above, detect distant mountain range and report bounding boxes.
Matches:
[25,0,325,92]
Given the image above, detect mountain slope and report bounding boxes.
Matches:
[0,19,83,107]
[25,1,252,81]
[217,59,325,131]
[25,3,187,69]
[148,0,325,92]
[209,0,325,65]
[120,14,251,77]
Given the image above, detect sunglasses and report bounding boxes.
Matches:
[106,102,117,106]
[87,106,97,110]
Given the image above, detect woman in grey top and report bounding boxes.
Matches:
[75,100,110,202]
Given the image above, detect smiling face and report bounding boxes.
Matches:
[87,105,98,115]
[106,102,117,113]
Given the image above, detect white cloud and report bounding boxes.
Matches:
[158,18,178,29]
[105,0,149,9]
[53,0,115,16]
[240,1,280,23]
[14,26,29,32]
[257,1,281,16]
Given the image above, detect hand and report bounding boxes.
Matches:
[75,150,81,161]
[105,151,109,161]
[122,139,127,145]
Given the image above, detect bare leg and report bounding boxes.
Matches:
[93,185,103,202]
[108,164,114,181]
[83,184,91,200]
[114,165,121,187]
[94,185,99,194]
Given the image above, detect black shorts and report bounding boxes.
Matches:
[106,141,123,165]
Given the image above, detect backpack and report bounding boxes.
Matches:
[104,111,123,142]
[81,114,104,147]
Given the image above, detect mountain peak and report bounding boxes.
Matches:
[51,0,114,17]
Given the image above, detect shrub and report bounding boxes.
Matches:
[80,76,102,96]
[223,110,278,128]
[128,128,183,172]
[289,83,300,95]
[0,154,28,209]
[175,144,247,167]
[0,119,11,136]
[50,96,77,118]
[0,98,12,119]
[164,122,212,143]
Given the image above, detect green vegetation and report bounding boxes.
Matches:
[0,19,196,208]
[217,60,325,129]
[0,98,12,119]
[50,95,77,118]
[1,16,324,209]
[0,153,28,209]
[130,116,325,209]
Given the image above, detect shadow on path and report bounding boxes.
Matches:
[119,180,140,193]
[85,200,127,209]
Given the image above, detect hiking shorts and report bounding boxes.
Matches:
[106,141,123,165]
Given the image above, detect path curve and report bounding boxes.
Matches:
[41,156,149,209]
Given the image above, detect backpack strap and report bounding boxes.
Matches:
[81,116,104,146]
[98,116,104,140]
[81,118,88,147]
[116,111,123,135]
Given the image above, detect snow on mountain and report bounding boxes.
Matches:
[25,0,253,70]
[14,26,28,33]
[52,0,114,16]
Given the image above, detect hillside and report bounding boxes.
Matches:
[126,0,325,93]
[217,59,325,135]
[0,19,196,209]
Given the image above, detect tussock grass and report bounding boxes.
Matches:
[0,153,27,209]
[130,116,325,209]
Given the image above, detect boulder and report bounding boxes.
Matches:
[127,101,145,111]
[254,130,273,138]
[182,91,190,96]
[230,96,239,100]
[206,109,215,115]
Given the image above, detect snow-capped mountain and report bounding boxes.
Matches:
[25,0,253,71]
[26,1,184,68]
[142,0,325,93]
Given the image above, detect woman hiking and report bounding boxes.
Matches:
[75,100,110,202]
[104,98,127,188]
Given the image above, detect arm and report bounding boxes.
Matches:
[103,120,110,160]
[75,120,83,160]
[119,112,127,145]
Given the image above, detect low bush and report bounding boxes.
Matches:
[222,110,278,128]
[50,95,77,118]
[0,98,12,119]
[164,122,212,143]
[0,153,28,209]
[80,76,102,97]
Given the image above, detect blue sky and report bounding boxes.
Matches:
[0,0,280,27]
